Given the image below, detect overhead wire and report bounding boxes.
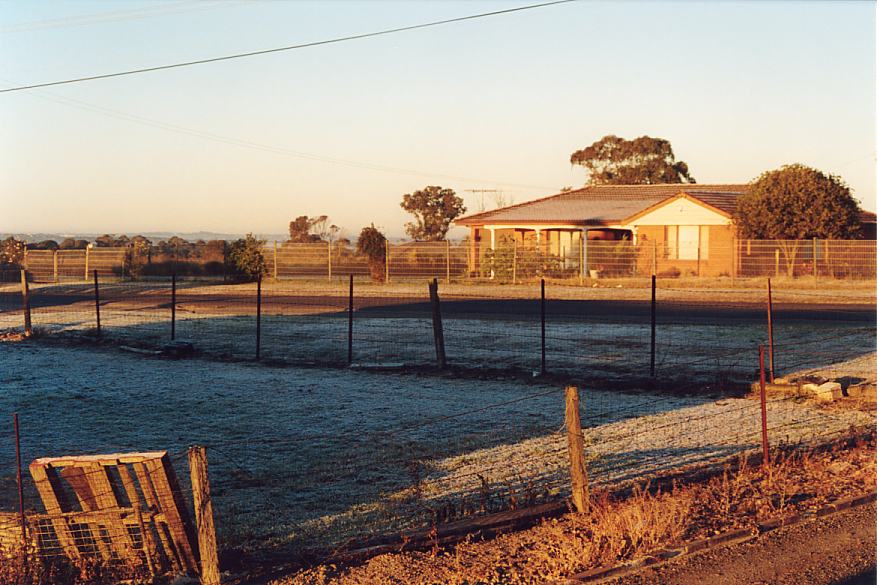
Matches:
[0,1,577,93]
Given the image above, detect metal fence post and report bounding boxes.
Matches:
[758,345,770,467]
[93,269,101,337]
[255,275,262,360]
[446,239,451,284]
[766,278,775,383]
[540,278,546,375]
[652,239,657,277]
[650,274,656,377]
[273,241,278,280]
[512,238,518,285]
[348,274,354,365]
[14,413,27,571]
[19,270,32,337]
[385,240,390,283]
[171,273,177,341]
[429,278,446,369]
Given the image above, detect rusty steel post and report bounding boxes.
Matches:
[650,274,656,377]
[759,344,770,467]
[14,414,27,569]
[766,278,775,383]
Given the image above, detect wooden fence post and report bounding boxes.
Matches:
[53,250,59,283]
[93,269,101,337]
[429,278,446,369]
[812,237,818,279]
[84,245,90,281]
[652,239,657,277]
[20,270,32,337]
[564,386,590,514]
[188,446,220,585]
[327,241,332,281]
[774,249,780,278]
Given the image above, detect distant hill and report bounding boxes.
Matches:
[1,231,288,244]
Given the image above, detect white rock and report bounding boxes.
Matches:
[811,382,840,403]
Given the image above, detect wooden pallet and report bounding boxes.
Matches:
[28,451,198,575]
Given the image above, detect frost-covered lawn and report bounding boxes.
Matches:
[1,298,874,384]
[0,342,874,555]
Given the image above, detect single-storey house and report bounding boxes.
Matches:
[455,184,877,278]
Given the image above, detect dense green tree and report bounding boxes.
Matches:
[734,164,862,276]
[570,135,695,185]
[226,233,267,280]
[356,224,387,282]
[400,186,466,241]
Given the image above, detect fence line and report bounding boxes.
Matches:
[10,238,877,284]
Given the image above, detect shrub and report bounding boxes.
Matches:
[226,234,268,281]
[356,225,387,282]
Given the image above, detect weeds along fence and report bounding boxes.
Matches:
[2,364,874,579]
[11,238,877,284]
[1,274,875,387]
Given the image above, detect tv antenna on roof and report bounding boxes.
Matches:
[465,188,509,212]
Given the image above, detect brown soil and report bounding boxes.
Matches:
[268,437,877,585]
[610,503,877,585]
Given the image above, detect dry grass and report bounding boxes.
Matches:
[0,554,159,585]
[273,437,877,585]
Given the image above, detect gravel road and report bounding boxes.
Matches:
[609,503,877,585]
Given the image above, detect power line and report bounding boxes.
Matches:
[0,1,240,34]
[0,0,577,94]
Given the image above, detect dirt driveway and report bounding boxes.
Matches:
[610,503,877,585]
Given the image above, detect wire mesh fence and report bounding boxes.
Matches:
[1,268,875,577]
[1,275,874,386]
[2,367,874,579]
[12,238,877,284]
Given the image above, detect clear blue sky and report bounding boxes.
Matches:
[1,0,874,239]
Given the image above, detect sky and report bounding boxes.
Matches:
[1,0,874,240]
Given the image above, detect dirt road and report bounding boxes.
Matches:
[610,503,877,585]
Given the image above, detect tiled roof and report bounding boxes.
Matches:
[860,210,877,223]
[456,184,748,226]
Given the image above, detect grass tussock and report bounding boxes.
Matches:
[274,437,877,585]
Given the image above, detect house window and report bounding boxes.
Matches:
[665,226,709,260]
